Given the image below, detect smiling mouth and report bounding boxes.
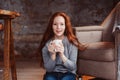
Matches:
[56,30,62,33]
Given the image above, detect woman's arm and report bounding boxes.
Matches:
[42,44,56,72]
[62,44,78,71]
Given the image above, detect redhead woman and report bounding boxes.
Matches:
[39,12,86,80]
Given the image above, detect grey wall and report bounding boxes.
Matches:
[0,0,119,57]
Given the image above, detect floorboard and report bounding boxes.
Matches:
[0,59,94,80]
[0,59,46,80]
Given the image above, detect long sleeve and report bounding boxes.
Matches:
[42,43,56,72]
[63,44,78,71]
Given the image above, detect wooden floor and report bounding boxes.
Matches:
[0,59,94,80]
[0,59,46,80]
[16,60,46,80]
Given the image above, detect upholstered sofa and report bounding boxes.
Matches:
[74,2,120,80]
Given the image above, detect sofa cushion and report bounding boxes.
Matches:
[78,42,115,62]
[76,30,102,43]
[74,26,104,43]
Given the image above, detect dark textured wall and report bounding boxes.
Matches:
[0,0,119,57]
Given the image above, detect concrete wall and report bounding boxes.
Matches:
[0,0,119,57]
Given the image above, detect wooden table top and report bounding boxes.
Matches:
[0,9,20,19]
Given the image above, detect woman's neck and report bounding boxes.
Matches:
[54,35,65,40]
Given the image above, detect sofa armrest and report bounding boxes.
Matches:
[73,25,104,31]
[73,26,104,43]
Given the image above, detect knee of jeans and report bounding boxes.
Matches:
[61,75,76,80]
[44,75,56,80]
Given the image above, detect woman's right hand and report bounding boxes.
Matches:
[48,41,56,60]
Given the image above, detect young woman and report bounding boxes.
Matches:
[39,12,86,80]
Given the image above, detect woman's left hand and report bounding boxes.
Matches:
[54,42,67,63]
[55,43,64,54]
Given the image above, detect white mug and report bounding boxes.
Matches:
[52,39,62,46]
[52,39,62,52]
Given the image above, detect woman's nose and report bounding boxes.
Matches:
[57,25,61,29]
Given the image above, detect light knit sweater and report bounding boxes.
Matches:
[42,37,78,74]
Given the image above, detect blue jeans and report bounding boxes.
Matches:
[43,72,76,80]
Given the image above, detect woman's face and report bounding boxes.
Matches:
[52,16,65,39]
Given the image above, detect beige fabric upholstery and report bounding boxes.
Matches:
[74,2,120,80]
[79,42,115,62]
[75,26,103,43]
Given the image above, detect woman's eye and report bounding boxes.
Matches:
[61,23,64,26]
[53,24,57,25]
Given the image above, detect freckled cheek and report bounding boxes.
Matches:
[62,27,66,32]
[52,26,56,32]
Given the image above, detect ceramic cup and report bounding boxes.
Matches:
[53,39,62,46]
[52,39,62,52]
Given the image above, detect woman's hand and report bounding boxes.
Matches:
[54,42,64,54]
[48,41,56,60]
[54,42,67,63]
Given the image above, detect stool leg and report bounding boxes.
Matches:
[10,20,17,80]
[3,19,11,80]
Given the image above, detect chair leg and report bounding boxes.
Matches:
[10,24,17,80]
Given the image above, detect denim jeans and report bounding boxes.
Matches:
[43,72,76,80]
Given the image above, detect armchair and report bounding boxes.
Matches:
[74,2,120,80]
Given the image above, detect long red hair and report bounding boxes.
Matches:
[38,12,86,67]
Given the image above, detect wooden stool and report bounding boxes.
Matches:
[0,9,20,80]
